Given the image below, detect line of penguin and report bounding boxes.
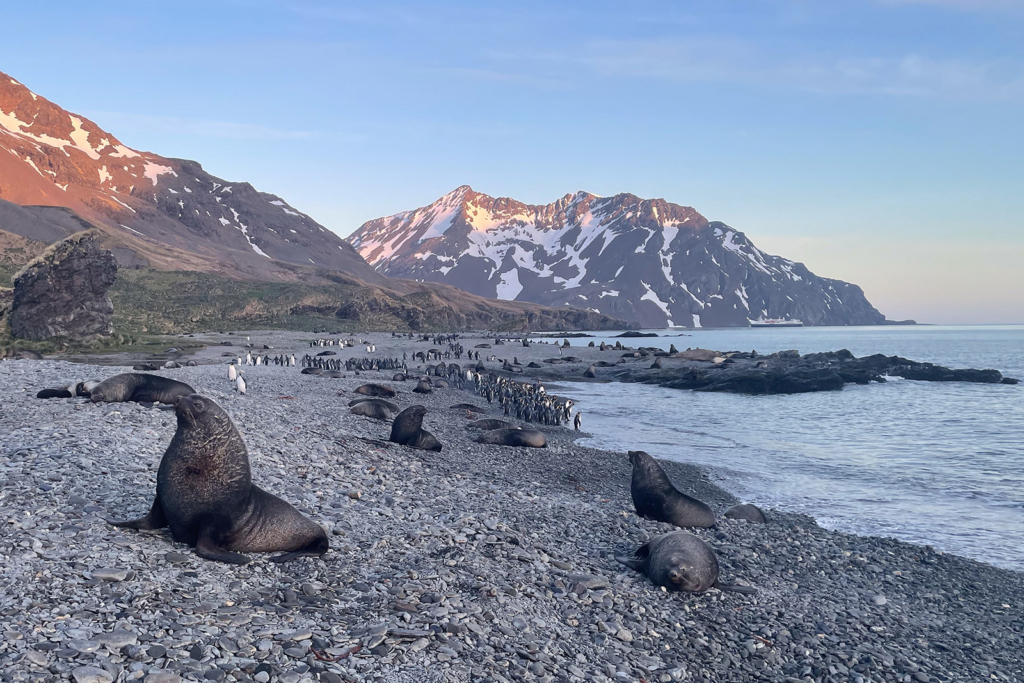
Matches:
[469,371,577,427]
[301,355,408,373]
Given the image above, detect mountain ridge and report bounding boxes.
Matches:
[348,185,886,328]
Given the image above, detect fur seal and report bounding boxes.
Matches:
[109,394,329,564]
[133,363,158,371]
[354,383,397,398]
[433,378,450,389]
[89,373,195,405]
[466,418,516,430]
[389,405,442,451]
[583,364,597,378]
[348,397,399,412]
[412,379,433,394]
[476,428,547,448]
[393,373,407,381]
[350,402,393,420]
[615,532,755,594]
[301,367,323,375]
[450,403,485,413]
[628,450,715,528]
[37,380,100,399]
[724,503,767,524]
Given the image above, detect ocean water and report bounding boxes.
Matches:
[550,325,1024,571]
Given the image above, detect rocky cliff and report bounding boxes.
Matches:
[9,231,117,341]
[349,186,887,328]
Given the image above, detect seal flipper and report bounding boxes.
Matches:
[713,581,757,595]
[615,540,652,572]
[267,539,330,564]
[195,528,251,565]
[109,497,168,530]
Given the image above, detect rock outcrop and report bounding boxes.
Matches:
[10,231,117,341]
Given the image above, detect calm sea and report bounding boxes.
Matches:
[550,325,1024,571]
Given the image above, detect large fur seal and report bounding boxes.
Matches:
[354,383,396,398]
[615,532,756,594]
[109,394,329,564]
[628,450,715,528]
[724,503,767,524]
[476,428,547,448]
[89,373,195,405]
[389,405,442,451]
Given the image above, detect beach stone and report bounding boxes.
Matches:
[91,567,128,582]
[72,667,114,683]
[145,675,182,683]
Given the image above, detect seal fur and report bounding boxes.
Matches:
[109,394,329,564]
[628,450,715,528]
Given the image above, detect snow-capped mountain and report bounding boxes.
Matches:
[0,71,384,284]
[349,186,886,328]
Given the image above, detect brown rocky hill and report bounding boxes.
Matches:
[0,72,629,332]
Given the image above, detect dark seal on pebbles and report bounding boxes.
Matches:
[354,383,396,398]
[412,379,433,394]
[476,428,547,448]
[466,419,515,430]
[389,405,442,451]
[109,394,329,564]
[616,532,755,594]
[89,373,195,405]
[724,503,768,523]
[350,402,393,420]
[629,450,715,528]
[450,403,485,413]
[349,397,399,412]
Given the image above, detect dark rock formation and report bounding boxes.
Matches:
[9,231,117,341]
[590,348,1020,395]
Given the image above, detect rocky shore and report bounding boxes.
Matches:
[1,331,1022,683]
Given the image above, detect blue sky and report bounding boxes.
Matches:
[2,0,1022,323]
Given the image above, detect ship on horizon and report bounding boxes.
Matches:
[749,317,804,328]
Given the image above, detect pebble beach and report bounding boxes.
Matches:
[1,331,1021,683]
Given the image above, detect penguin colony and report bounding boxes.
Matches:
[33,332,765,594]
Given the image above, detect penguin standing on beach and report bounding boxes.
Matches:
[236,375,247,394]
[229,364,237,381]
[574,412,582,430]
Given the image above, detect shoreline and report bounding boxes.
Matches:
[1,331,1021,682]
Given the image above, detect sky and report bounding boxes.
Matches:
[1,0,1022,324]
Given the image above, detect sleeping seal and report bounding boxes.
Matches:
[412,379,433,394]
[109,394,329,564]
[350,402,393,420]
[89,373,195,405]
[354,383,397,398]
[348,397,399,412]
[450,403,485,413]
[476,428,547,448]
[615,532,755,594]
[389,405,442,451]
[466,419,515,430]
[628,450,715,528]
[724,503,768,524]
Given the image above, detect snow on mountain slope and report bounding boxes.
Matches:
[349,186,886,328]
[0,70,384,284]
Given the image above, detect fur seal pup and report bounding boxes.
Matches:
[89,373,195,405]
[583,364,597,378]
[724,503,767,524]
[37,380,101,399]
[349,397,400,412]
[389,405,442,451]
[433,378,450,389]
[301,367,323,375]
[354,383,397,398]
[476,428,547,448]
[412,379,433,394]
[109,394,329,564]
[628,450,715,528]
[393,373,407,382]
[615,532,755,594]
[133,363,158,371]
[466,418,516,430]
[350,402,393,420]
